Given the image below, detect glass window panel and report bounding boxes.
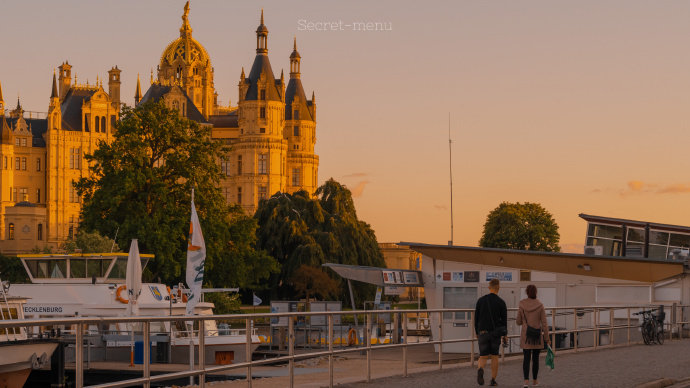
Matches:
[108,258,127,279]
[648,245,667,260]
[48,260,66,278]
[627,228,644,243]
[87,259,109,278]
[592,224,623,239]
[650,231,669,245]
[669,233,690,248]
[443,287,477,321]
[626,242,644,257]
[70,259,86,278]
[590,238,620,256]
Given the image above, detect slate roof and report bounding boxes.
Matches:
[244,54,282,101]
[209,112,238,128]
[139,84,209,124]
[285,78,313,121]
[3,116,47,147]
[60,88,97,131]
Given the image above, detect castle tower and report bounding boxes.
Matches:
[233,10,288,212]
[134,73,142,105]
[48,70,61,131]
[284,38,319,195]
[158,1,216,118]
[58,61,72,101]
[108,66,122,108]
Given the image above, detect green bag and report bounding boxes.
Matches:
[545,345,555,370]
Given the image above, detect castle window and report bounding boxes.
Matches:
[237,187,242,204]
[292,168,301,186]
[69,148,81,169]
[260,108,266,119]
[21,157,26,170]
[37,224,43,241]
[36,189,40,203]
[293,126,299,136]
[101,117,106,133]
[260,89,266,100]
[260,128,266,134]
[258,154,268,174]
[258,185,267,200]
[8,223,14,240]
[3,156,6,169]
[69,183,79,203]
[15,157,20,170]
[111,115,116,128]
[36,158,41,171]
[221,160,231,177]
[95,116,100,132]
[293,109,300,120]
[237,155,242,175]
[19,188,27,201]
[12,188,16,202]
[20,138,27,147]
[84,115,90,132]
[15,138,19,147]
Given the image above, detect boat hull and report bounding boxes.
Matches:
[0,341,58,388]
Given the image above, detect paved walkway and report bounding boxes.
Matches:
[338,340,690,388]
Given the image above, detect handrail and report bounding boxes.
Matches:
[5,304,690,388]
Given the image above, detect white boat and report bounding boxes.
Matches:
[0,282,58,388]
[10,253,260,365]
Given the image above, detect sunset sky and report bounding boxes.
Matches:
[3,1,690,252]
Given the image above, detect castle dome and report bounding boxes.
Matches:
[159,1,211,67]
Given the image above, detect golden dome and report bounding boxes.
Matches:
[159,1,211,67]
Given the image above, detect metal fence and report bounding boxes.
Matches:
[2,304,689,388]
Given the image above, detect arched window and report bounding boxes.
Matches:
[37,224,43,241]
[95,116,100,132]
[101,116,106,132]
[8,223,14,240]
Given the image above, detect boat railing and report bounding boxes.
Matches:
[3,304,689,388]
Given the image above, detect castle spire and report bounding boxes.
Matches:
[134,73,142,105]
[256,9,268,54]
[290,37,301,78]
[51,70,58,99]
[180,1,192,37]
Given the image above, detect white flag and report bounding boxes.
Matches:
[125,239,143,316]
[253,293,262,306]
[185,191,206,316]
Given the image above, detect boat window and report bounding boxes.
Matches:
[0,307,20,335]
[26,259,67,279]
[87,258,109,278]
[108,257,128,279]
[70,259,86,278]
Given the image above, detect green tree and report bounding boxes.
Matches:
[479,202,561,252]
[76,100,277,287]
[61,230,120,253]
[254,179,385,303]
[0,255,29,283]
[291,264,340,301]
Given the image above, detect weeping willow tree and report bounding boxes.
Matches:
[254,179,385,303]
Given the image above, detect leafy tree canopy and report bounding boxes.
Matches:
[61,230,120,253]
[291,264,340,301]
[76,100,278,287]
[254,179,385,303]
[479,202,561,252]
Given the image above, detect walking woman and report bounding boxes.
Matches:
[516,285,550,387]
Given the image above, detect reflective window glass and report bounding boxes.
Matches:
[669,233,690,248]
[591,224,623,239]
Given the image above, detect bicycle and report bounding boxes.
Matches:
[633,309,664,345]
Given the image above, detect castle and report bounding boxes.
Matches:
[0,3,319,254]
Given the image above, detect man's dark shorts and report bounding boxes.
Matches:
[478,332,500,356]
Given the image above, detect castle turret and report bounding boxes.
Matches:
[108,66,121,108]
[58,61,72,101]
[48,70,61,131]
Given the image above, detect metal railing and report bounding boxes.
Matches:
[1,304,689,388]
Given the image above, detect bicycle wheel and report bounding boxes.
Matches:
[656,322,665,345]
[642,321,652,345]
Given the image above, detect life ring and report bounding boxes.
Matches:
[115,285,129,304]
[347,328,357,346]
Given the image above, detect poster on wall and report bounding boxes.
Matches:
[452,272,463,281]
[464,271,480,282]
[486,271,513,282]
[442,272,451,281]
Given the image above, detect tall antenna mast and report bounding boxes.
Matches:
[448,112,454,246]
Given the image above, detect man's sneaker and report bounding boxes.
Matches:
[489,379,498,386]
[477,367,484,385]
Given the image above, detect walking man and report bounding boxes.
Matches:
[474,279,507,386]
